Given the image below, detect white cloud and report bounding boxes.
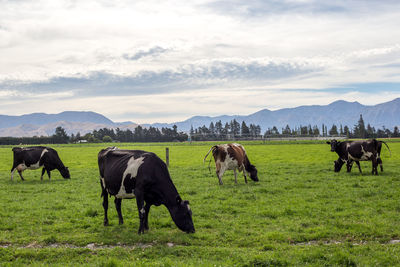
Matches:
[0,0,400,123]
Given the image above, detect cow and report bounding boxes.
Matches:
[98,147,195,234]
[11,146,70,181]
[203,143,258,185]
[344,140,391,173]
[326,139,389,175]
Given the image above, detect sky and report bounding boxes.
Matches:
[1,0,400,124]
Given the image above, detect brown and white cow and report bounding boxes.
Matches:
[203,143,258,185]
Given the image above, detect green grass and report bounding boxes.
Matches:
[0,141,400,266]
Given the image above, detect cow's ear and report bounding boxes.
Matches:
[184,200,190,205]
[176,196,182,204]
[326,141,331,144]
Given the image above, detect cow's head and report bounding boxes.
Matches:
[60,166,70,179]
[248,164,259,182]
[334,160,344,172]
[326,140,340,152]
[171,196,195,234]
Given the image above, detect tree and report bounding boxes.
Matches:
[209,122,215,136]
[271,126,279,135]
[215,121,223,138]
[308,125,313,136]
[241,121,250,137]
[366,124,375,138]
[312,125,320,136]
[53,126,69,143]
[102,135,113,142]
[230,119,241,137]
[223,122,230,138]
[329,124,338,136]
[354,114,366,138]
[282,125,291,135]
[343,125,351,137]
[393,126,400,137]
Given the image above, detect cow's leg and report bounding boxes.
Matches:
[101,186,109,226]
[346,161,353,172]
[355,161,362,173]
[114,198,123,225]
[371,158,378,175]
[10,168,16,181]
[17,170,25,181]
[134,189,146,234]
[143,202,151,231]
[46,169,51,180]
[240,165,248,184]
[377,158,383,172]
[41,168,45,180]
[233,169,238,184]
[215,162,224,185]
[243,170,248,184]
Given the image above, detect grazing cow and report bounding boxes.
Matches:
[98,147,195,234]
[345,140,391,173]
[11,146,70,181]
[203,143,258,185]
[326,139,388,175]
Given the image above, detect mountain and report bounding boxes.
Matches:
[146,98,400,132]
[1,98,399,137]
[0,111,138,137]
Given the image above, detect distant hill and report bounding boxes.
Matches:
[0,111,137,137]
[0,111,114,129]
[1,98,399,137]
[146,98,400,132]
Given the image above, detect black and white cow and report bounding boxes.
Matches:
[326,139,388,175]
[98,147,195,234]
[344,140,391,173]
[11,146,70,181]
[203,143,258,185]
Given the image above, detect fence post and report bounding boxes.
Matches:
[166,147,169,167]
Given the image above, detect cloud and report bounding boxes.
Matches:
[1,0,400,123]
[204,0,400,18]
[0,59,320,97]
[123,46,170,61]
[204,0,347,17]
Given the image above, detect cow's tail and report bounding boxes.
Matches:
[203,146,214,163]
[203,146,217,173]
[380,141,392,157]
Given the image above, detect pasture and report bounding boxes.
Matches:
[0,140,400,266]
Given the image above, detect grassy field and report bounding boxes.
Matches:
[0,140,400,266]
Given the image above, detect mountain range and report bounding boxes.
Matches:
[0,111,137,137]
[146,98,400,132]
[0,98,399,137]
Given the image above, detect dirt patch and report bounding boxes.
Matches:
[1,240,399,250]
[295,239,400,246]
[0,242,155,250]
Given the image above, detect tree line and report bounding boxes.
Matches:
[0,125,188,145]
[263,115,399,139]
[190,120,261,141]
[0,114,398,145]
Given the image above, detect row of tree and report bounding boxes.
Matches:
[0,125,189,145]
[263,115,400,139]
[72,125,188,143]
[190,120,261,141]
[0,114,398,145]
